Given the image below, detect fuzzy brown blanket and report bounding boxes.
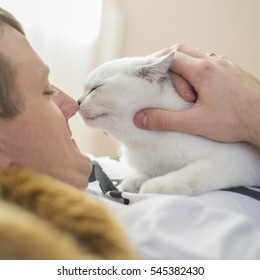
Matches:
[0,167,138,260]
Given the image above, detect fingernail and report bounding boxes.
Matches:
[135,112,148,128]
[142,113,148,127]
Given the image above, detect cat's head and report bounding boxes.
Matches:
[78,51,190,143]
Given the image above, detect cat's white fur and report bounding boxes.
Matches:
[78,51,260,195]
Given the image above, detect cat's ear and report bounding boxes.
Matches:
[135,51,175,82]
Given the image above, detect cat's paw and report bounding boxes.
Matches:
[139,176,192,195]
[119,174,150,193]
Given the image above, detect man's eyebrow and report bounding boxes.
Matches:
[40,64,50,80]
[44,64,50,75]
[38,63,50,86]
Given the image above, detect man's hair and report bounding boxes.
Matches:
[0,7,25,117]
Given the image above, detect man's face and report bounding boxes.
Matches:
[0,24,92,190]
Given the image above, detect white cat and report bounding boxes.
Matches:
[78,51,260,195]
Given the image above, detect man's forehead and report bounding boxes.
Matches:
[0,22,5,38]
[0,23,30,65]
[0,22,49,76]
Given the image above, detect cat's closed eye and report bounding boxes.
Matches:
[88,84,103,95]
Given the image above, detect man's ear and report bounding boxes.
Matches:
[135,50,175,82]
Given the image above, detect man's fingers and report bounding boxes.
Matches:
[134,108,200,134]
[171,44,207,59]
[171,73,197,103]
[170,51,209,86]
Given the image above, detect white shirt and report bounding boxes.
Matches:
[87,156,260,259]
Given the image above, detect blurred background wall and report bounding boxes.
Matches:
[2,0,260,156]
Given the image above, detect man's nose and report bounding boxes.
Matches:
[64,96,79,119]
[51,86,79,119]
